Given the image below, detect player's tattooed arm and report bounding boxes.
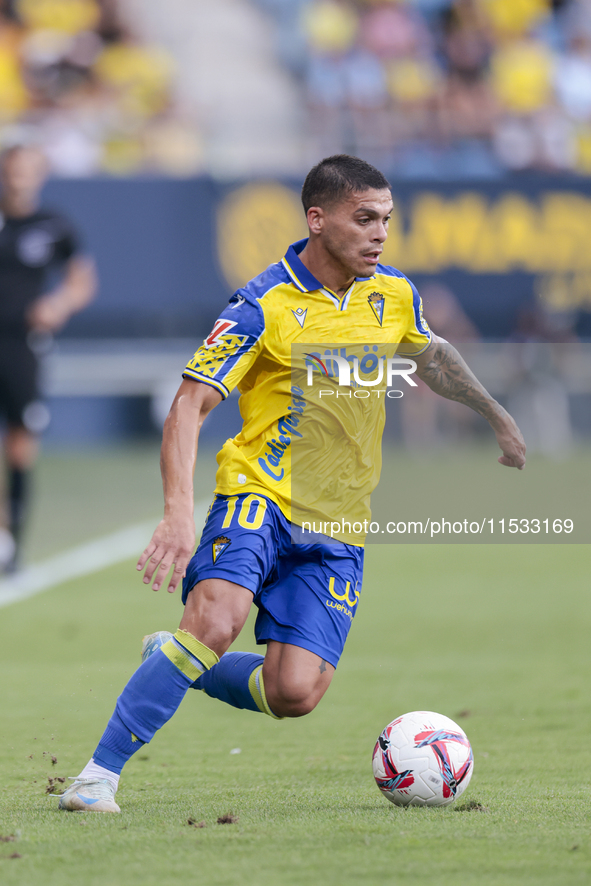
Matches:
[414,336,526,469]
[414,337,496,419]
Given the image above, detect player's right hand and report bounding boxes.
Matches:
[137,516,196,593]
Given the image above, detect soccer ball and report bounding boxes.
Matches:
[372,711,474,807]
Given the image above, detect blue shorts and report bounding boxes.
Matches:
[182,493,364,669]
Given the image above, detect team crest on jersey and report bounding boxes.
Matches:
[212,535,231,563]
[291,307,307,329]
[368,292,385,326]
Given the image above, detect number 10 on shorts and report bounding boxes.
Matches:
[221,494,268,531]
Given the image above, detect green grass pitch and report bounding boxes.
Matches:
[0,447,590,885]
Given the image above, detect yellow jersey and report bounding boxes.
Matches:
[183,238,431,544]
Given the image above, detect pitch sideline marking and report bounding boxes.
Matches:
[0,498,210,609]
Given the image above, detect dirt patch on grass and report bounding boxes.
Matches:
[217,813,238,825]
[454,799,489,813]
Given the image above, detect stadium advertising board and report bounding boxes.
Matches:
[46,175,591,340]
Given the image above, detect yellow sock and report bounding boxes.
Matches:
[247,665,283,719]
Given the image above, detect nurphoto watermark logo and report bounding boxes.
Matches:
[303,347,418,399]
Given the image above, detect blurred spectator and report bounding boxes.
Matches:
[490,38,554,114]
[302,0,357,53]
[440,0,491,80]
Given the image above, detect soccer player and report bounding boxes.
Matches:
[58,155,525,813]
[0,145,97,572]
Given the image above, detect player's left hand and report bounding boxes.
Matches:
[493,413,526,470]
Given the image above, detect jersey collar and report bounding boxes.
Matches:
[282,239,323,293]
[282,238,376,296]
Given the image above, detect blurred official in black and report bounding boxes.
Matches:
[0,145,97,572]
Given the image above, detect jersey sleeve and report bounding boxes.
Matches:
[183,291,265,399]
[397,277,432,356]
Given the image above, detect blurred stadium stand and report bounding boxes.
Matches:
[258,0,591,178]
[43,175,591,343]
[5,0,591,177]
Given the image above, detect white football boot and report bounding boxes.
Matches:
[57,632,173,815]
[141,630,173,662]
[58,778,120,813]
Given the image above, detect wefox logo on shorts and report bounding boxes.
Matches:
[326,576,360,620]
[303,347,417,399]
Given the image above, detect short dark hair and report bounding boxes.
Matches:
[301,155,390,213]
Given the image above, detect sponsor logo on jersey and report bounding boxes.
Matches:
[291,307,307,328]
[257,385,305,482]
[212,535,231,563]
[367,292,385,326]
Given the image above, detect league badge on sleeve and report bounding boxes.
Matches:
[368,292,385,326]
[212,536,232,563]
[204,319,238,348]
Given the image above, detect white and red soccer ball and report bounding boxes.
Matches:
[372,711,474,807]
